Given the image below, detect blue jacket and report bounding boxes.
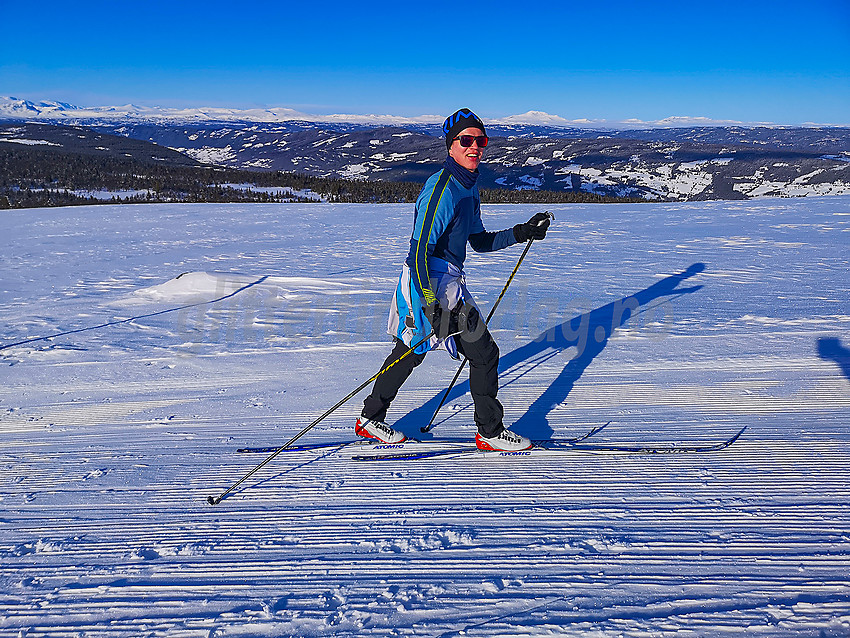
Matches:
[405,161,517,304]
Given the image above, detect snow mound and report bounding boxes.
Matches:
[130,271,258,303]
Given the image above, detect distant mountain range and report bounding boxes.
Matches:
[3,96,849,200]
[0,96,794,129]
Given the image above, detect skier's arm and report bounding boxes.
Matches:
[467,195,518,253]
[410,239,437,304]
[468,228,518,253]
[410,171,453,304]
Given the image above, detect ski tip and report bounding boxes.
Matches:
[709,426,747,452]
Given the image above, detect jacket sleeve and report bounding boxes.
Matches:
[410,170,453,304]
[467,196,518,252]
[468,228,517,252]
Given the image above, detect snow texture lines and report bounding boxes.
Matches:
[1,197,849,636]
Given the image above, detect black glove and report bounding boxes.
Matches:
[424,299,462,336]
[513,212,551,242]
[423,299,443,332]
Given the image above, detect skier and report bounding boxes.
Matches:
[355,108,550,451]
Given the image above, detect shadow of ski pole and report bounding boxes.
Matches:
[0,275,269,351]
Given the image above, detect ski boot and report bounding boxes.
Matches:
[475,428,532,451]
[355,417,407,444]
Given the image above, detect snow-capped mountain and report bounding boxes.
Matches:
[0,98,80,119]
[0,95,815,130]
[3,97,850,200]
[0,96,445,128]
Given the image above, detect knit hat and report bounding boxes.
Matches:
[443,108,486,150]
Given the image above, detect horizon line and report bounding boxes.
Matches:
[1,95,848,130]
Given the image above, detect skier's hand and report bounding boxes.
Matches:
[424,300,462,336]
[423,299,444,333]
[513,212,551,242]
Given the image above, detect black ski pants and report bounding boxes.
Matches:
[362,314,504,438]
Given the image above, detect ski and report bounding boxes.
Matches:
[237,441,354,454]
[351,426,746,461]
[236,422,610,456]
[562,426,747,455]
[350,422,612,461]
[236,438,493,454]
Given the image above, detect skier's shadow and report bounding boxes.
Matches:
[817,337,850,381]
[399,263,706,439]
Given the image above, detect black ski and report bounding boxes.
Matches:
[351,426,746,462]
[236,422,610,455]
[564,426,747,454]
[236,439,482,454]
[237,441,354,454]
[351,422,612,461]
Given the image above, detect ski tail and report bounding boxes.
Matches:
[237,441,353,454]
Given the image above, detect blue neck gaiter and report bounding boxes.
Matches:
[443,155,479,190]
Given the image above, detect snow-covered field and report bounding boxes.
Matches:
[1,197,849,637]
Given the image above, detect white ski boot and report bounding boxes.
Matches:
[475,428,532,451]
[355,417,407,444]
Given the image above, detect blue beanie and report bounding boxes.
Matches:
[443,108,486,150]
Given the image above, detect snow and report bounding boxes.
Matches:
[564,158,850,200]
[125,271,261,303]
[733,174,850,198]
[524,156,547,167]
[72,188,155,200]
[609,162,715,199]
[219,183,324,201]
[1,197,849,636]
[0,137,61,146]
[172,145,237,165]
[518,174,544,188]
[339,163,370,179]
[10,187,155,201]
[370,152,416,162]
[0,96,809,130]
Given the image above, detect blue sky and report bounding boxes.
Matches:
[1,0,848,125]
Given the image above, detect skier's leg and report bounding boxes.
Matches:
[362,339,427,422]
[455,309,504,438]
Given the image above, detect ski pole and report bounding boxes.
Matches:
[207,329,436,505]
[421,211,553,434]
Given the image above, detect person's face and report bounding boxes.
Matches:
[449,127,487,172]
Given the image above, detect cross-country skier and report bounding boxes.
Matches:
[355,108,550,451]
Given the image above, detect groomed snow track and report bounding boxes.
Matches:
[1,198,849,636]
